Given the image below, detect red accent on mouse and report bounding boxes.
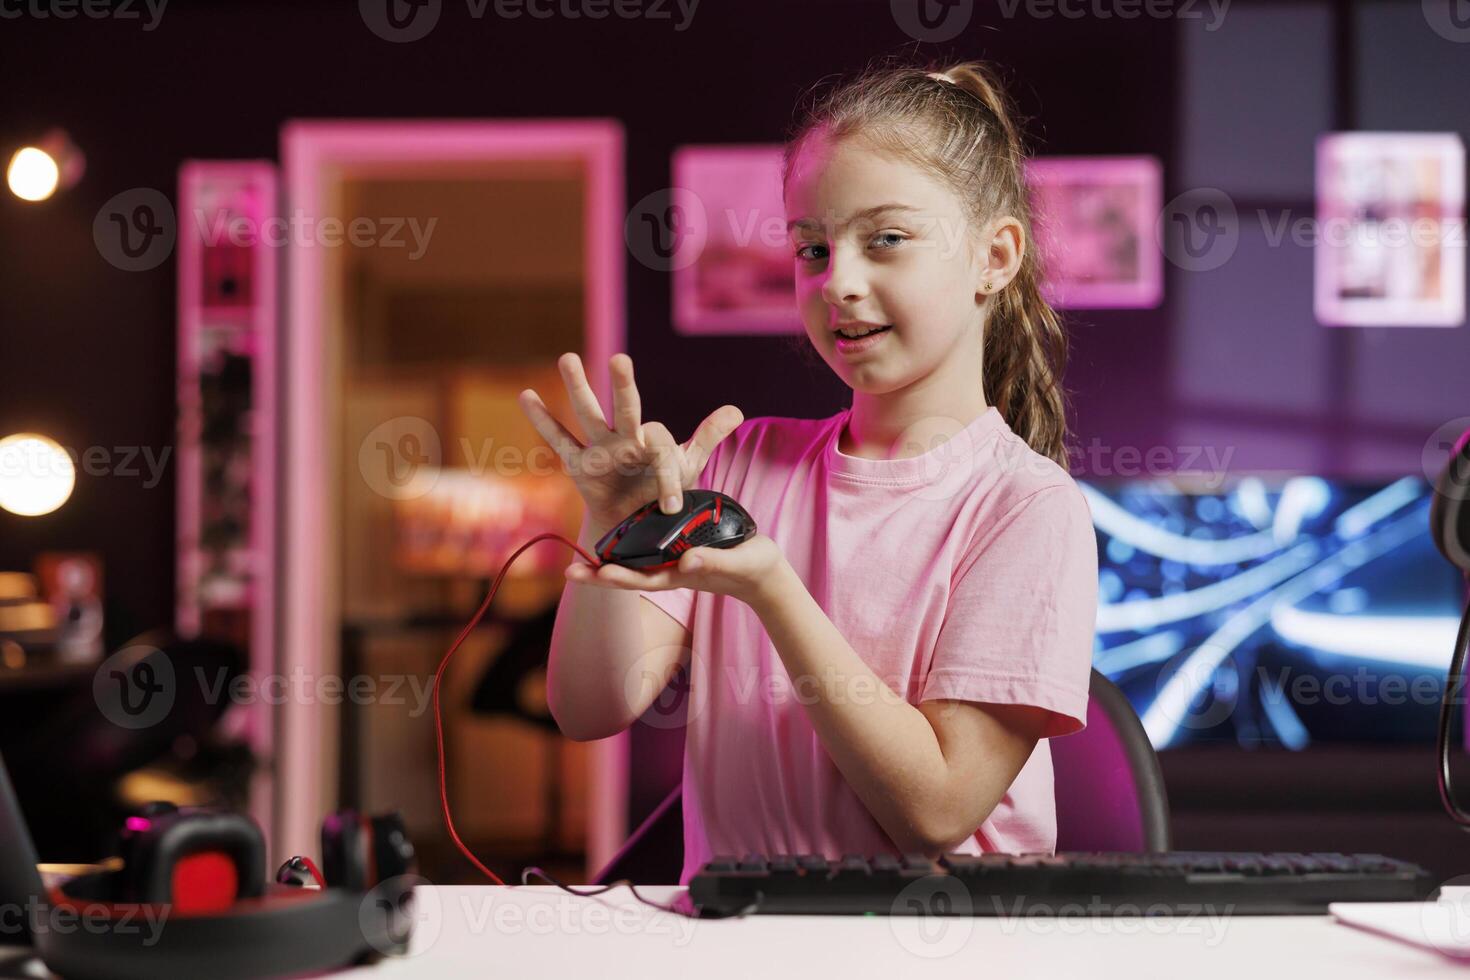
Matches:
[595,490,757,570]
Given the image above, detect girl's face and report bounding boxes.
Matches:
[784,133,988,397]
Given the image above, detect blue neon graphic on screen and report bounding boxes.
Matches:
[1083,477,1464,750]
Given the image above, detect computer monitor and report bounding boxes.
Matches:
[1083,476,1466,750]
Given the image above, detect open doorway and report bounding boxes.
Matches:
[279,122,627,881]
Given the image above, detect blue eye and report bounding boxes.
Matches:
[796,234,904,261]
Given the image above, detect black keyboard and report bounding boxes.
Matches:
[687,851,1438,916]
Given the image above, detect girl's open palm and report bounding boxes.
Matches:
[518,352,744,529]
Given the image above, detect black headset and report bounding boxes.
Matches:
[1430,426,1470,576]
[1430,426,1470,828]
[0,757,419,980]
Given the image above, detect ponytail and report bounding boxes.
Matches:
[984,247,1070,468]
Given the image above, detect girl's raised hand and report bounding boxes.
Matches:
[518,352,744,531]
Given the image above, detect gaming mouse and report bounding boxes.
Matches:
[594,490,757,569]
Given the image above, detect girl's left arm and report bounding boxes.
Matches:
[564,535,1052,857]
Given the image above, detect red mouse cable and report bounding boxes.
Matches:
[433,532,596,887]
[299,855,326,888]
[431,530,762,919]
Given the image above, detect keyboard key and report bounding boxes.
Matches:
[902,853,936,873]
[871,854,901,873]
[797,854,829,873]
[738,854,767,872]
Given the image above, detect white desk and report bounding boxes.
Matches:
[337,885,1470,979]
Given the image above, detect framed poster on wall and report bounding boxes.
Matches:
[1314,132,1465,327]
[671,144,800,335]
[1025,156,1164,310]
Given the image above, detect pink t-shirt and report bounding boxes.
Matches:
[639,405,1098,886]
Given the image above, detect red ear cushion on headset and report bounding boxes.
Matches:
[169,851,239,915]
[125,810,265,905]
[35,807,417,978]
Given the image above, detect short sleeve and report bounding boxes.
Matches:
[636,427,737,631]
[920,484,1098,739]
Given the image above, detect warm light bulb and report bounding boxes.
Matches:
[7,147,61,202]
[0,433,75,516]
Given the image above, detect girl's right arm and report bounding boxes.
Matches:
[518,352,741,741]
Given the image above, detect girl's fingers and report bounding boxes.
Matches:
[682,404,745,473]
[518,388,582,465]
[566,561,678,590]
[602,563,678,589]
[609,354,642,441]
[640,421,684,514]
[557,352,611,441]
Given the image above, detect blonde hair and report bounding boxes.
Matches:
[782,59,1070,470]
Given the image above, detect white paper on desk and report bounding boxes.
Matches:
[1331,891,1470,960]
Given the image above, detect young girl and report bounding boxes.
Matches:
[520,60,1098,887]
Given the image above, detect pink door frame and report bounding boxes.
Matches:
[279,119,628,874]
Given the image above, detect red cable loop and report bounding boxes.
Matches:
[433,533,601,886]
